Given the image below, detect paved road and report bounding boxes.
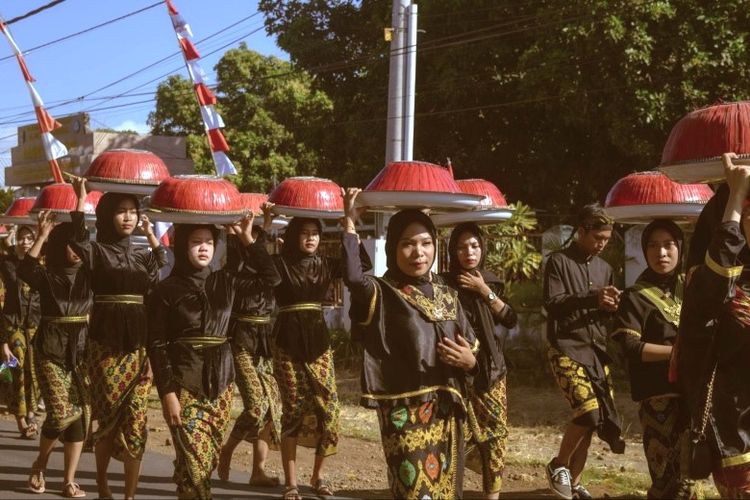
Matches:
[0,419,350,499]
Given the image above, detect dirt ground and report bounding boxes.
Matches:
[2,368,721,499]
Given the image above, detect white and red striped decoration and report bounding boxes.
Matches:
[0,20,67,183]
[164,0,237,176]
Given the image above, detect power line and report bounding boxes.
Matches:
[0,1,163,63]
[4,0,67,25]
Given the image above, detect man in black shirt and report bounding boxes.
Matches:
[543,204,625,500]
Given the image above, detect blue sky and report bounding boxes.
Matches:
[0,0,285,184]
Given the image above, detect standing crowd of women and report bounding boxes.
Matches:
[2,156,750,499]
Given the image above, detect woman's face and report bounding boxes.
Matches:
[112,197,138,237]
[297,222,320,255]
[66,245,81,265]
[187,228,215,269]
[456,231,481,271]
[396,222,435,278]
[645,228,680,275]
[15,227,34,256]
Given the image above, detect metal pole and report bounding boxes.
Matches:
[385,0,409,165]
[402,3,417,161]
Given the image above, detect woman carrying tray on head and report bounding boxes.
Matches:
[0,223,41,439]
[441,222,518,499]
[272,209,371,500]
[148,214,272,499]
[675,154,750,498]
[69,177,167,500]
[22,212,93,498]
[342,189,479,499]
[217,202,284,486]
[612,219,701,499]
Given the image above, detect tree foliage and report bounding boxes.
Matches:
[148,44,333,192]
[258,0,750,214]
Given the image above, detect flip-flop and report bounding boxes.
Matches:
[282,485,301,500]
[311,478,334,497]
[28,463,45,494]
[62,482,86,498]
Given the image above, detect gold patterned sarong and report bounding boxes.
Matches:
[273,346,339,457]
[88,339,150,461]
[171,385,233,500]
[229,349,281,446]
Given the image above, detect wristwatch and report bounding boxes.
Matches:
[486,291,497,303]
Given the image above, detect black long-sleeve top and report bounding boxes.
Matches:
[677,221,750,464]
[147,238,273,399]
[343,233,478,411]
[272,240,371,362]
[544,243,614,365]
[439,270,516,392]
[226,234,282,357]
[17,256,92,369]
[0,253,40,342]
[70,211,167,352]
[612,272,681,402]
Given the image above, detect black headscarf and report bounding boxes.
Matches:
[95,192,140,245]
[45,223,79,272]
[170,224,219,283]
[384,209,437,285]
[639,218,683,290]
[281,217,323,261]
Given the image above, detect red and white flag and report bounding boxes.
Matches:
[0,19,66,183]
[164,0,237,176]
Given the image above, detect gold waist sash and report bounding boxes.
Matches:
[94,294,144,304]
[231,314,272,324]
[277,302,322,313]
[41,315,89,324]
[173,336,228,350]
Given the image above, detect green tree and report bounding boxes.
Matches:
[148,44,333,192]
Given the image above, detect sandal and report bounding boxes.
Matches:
[311,478,334,497]
[22,423,39,440]
[62,482,86,498]
[249,473,280,487]
[282,485,302,500]
[28,462,45,494]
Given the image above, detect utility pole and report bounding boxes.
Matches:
[402,2,418,161]
[385,0,409,166]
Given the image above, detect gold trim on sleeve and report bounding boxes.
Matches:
[705,252,743,279]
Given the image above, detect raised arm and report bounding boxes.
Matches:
[16,211,56,290]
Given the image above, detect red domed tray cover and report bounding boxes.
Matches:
[240,193,268,215]
[269,177,344,219]
[457,179,508,208]
[0,197,36,224]
[85,149,171,194]
[605,171,714,223]
[357,161,483,212]
[431,178,513,226]
[147,175,245,223]
[241,192,289,229]
[29,184,103,222]
[659,101,750,183]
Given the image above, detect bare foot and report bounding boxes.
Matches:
[249,470,280,487]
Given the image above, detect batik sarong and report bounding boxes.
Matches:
[37,357,91,439]
[639,395,702,499]
[88,339,150,461]
[229,349,281,446]
[465,377,508,494]
[8,326,39,418]
[171,385,233,500]
[273,346,339,457]
[377,398,461,499]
